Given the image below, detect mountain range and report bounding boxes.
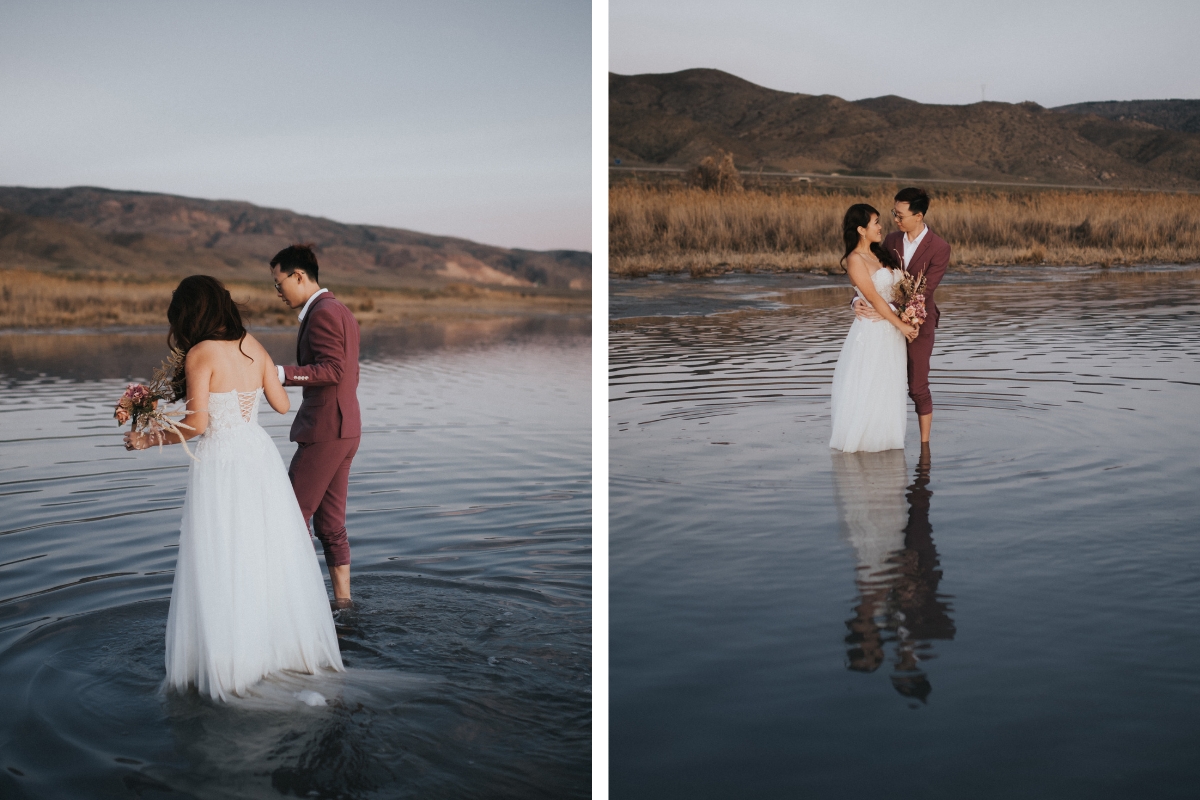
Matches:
[610,69,1200,190]
[0,186,590,291]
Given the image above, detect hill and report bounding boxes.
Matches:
[610,69,1200,190]
[0,186,590,291]
[1054,100,1200,135]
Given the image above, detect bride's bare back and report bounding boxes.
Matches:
[181,335,290,439]
[194,335,287,403]
[198,337,270,393]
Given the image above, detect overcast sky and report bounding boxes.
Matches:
[1,1,590,251]
[611,0,1200,108]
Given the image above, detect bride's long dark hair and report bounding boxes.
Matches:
[840,204,900,270]
[166,275,250,399]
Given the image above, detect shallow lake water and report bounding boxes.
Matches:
[0,316,590,799]
[610,267,1200,799]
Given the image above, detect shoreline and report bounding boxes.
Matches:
[610,258,1200,281]
[610,254,1200,279]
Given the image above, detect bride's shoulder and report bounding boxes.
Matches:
[844,251,870,270]
[185,340,218,361]
[239,333,267,354]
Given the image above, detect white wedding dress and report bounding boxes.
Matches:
[164,388,344,701]
[829,268,908,452]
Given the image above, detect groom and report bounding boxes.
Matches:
[270,244,361,605]
[852,187,950,443]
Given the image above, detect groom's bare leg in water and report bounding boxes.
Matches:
[330,566,350,605]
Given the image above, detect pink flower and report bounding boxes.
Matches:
[124,383,150,402]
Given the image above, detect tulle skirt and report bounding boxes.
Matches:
[829,318,908,453]
[164,424,343,701]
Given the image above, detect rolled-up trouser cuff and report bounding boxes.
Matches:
[289,436,360,569]
[319,530,351,568]
[907,329,935,417]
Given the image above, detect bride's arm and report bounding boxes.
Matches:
[846,254,917,340]
[124,348,211,450]
[260,344,290,414]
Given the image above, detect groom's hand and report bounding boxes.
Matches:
[852,298,882,321]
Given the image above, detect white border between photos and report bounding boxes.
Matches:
[591,0,610,796]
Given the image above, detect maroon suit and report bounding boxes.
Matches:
[884,228,950,417]
[282,291,361,567]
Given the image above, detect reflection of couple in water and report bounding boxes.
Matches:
[831,444,955,702]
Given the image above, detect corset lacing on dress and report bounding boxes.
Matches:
[195,389,262,456]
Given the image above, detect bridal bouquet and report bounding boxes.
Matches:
[892,271,929,329]
[114,349,196,457]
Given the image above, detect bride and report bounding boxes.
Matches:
[829,204,919,453]
[124,275,343,700]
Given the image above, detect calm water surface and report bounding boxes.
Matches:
[0,316,590,799]
[610,268,1200,799]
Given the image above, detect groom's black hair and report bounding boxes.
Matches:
[894,187,930,215]
[270,243,320,285]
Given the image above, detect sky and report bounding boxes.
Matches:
[0,0,590,252]
[610,0,1200,108]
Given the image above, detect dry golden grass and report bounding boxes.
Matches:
[610,183,1200,276]
[0,270,589,330]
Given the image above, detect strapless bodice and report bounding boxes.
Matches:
[857,268,902,306]
[872,268,901,302]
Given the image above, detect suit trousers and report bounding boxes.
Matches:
[289,436,360,567]
[906,325,935,416]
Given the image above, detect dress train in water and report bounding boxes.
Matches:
[164,388,343,701]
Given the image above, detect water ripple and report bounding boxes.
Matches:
[0,322,590,798]
[609,268,1200,797]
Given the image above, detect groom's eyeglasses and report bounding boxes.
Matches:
[891,210,915,220]
[273,272,300,291]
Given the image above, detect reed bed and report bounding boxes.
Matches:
[0,272,295,329]
[0,270,587,330]
[610,183,1200,277]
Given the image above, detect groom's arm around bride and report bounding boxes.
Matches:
[270,244,362,605]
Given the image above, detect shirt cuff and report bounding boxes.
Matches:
[277,365,286,384]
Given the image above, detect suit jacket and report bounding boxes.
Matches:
[884,227,951,329]
[282,291,362,442]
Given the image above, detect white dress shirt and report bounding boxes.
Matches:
[901,224,929,268]
[278,288,329,383]
[298,287,328,321]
